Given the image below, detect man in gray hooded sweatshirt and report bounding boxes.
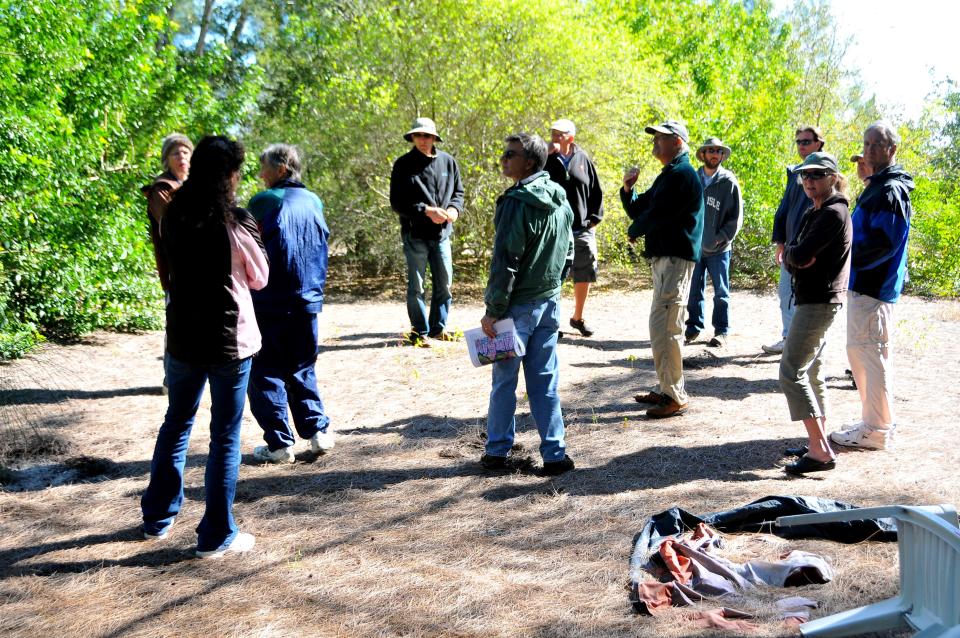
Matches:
[684,137,743,348]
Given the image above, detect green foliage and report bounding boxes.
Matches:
[3,0,960,359]
[0,0,260,357]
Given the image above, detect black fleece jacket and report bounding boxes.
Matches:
[784,194,851,305]
[390,147,464,241]
[545,144,604,231]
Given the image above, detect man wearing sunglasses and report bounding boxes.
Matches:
[621,120,704,418]
[829,122,914,452]
[764,125,825,355]
[684,137,743,348]
[390,117,465,346]
[480,133,575,476]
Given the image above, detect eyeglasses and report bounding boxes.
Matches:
[795,138,816,146]
[800,170,831,181]
[501,149,521,159]
[704,148,724,155]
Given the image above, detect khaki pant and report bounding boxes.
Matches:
[779,303,840,421]
[846,292,895,431]
[649,256,695,404]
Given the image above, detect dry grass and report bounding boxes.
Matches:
[0,288,956,637]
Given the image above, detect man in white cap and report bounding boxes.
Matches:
[621,120,704,418]
[390,117,465,346]
[545,118,604,337]
[684,137,743,348]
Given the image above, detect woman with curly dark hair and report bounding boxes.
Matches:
[141,135,269,558]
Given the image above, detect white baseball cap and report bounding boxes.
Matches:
[550,119,576,136]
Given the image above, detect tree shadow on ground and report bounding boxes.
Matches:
[338,413,483,440]
[1,455,203,492]
[0,386,162,406]
[0,526,191,578]
[690,375,784,400]
[558,336,652,351]
[209,459,490,504]
[320,332,406,351]
[481,437,796,501]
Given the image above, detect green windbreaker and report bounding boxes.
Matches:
[484,171,574,318]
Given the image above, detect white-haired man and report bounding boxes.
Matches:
[545,118,604,337]
[829,122,913,451]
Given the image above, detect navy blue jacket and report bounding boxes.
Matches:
[248,179,329,314]
[620,152,704,262]
[849,164,914,303]
[771,165,811,245]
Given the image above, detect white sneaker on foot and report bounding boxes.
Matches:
[829,425,890,450]
[143,523,173,540]
[253,444,295,464]
[762,339,785,354]
[195,531,255,559]
[309,430,335,453]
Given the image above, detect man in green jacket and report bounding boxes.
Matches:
[480,132,575,476]
[621,120,704,418]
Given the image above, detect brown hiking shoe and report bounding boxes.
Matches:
[634,391,664,404]
[646,397,688,418]
[428,331,460,342]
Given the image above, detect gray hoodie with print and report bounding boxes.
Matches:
[697,165,743,257]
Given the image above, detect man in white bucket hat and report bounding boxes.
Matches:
[390,117,465,346]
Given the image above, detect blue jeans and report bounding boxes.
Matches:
[778,262,795,338]
[248,311,330,450]
[141,354,251,552]
[402,234,452,336]
[485,296,566,462]
[685,251,731,336]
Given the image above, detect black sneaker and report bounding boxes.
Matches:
[684,331,700,345]
[569,318,594,337]
[541,454,575,476]
[480,454,508,470]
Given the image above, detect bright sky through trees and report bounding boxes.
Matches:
[779,0,960,119]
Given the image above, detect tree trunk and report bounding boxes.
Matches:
[230,1,248,51]
[194,0,215,56]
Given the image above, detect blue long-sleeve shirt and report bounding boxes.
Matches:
[248,179,329,314]
[849,164,914,302]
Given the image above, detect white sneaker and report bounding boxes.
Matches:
[309,430,335,453]
[195,531,255,559]
[253,444,295,464]
[762,339,785,354]
[143,523,173,540]
[829,425,890,450]
[840,420,865,432]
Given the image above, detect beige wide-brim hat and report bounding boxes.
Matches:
[403,117,443,143]
[696,136,731,163]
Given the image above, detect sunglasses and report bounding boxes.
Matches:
[800,170,831,181]
[795,139,816,146]
[704,148,724,155]
[501,149,521,159]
